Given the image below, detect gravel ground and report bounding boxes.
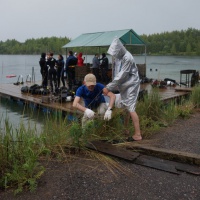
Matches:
[145,111,200,154]
[1,112,200,200]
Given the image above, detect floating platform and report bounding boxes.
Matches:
[140,83,190,102]
[0,82,191,114]
[0,83,76,114]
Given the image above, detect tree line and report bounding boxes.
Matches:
[0,28,200,56]
[0,37,70,55]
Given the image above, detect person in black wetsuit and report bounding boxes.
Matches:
[39,53,48,88]
[100,53,109,84]
[56,54,65,88]
[46,52,57,92]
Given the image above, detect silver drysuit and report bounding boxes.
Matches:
[106,38,140,112]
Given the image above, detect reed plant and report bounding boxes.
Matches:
[136,88,164,121]
[176,99,194,119]
[162,101,179,125]
[190,85,200,109]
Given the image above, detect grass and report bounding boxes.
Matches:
[0,119,45,195]
[1,85,200,194]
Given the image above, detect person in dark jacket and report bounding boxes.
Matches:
[39,52,48,88]
[92,54,100,82]
[56,54,65,88]
[46,52,57,92]
[66,51,78,89]
[100,53,109,84]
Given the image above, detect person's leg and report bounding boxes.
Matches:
[97,103,108,116]
[71,68,76,85]
[61,70,65,87]
[130,111,142,140]
[48,70,53,92]
[57,70,61,88]
[53,70,57,90]
[82,113,94,128]
[68,68,72,89]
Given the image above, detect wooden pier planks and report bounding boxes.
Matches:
[140,83,190,101]
[0,83,75,113]
[0,83,190,113]
[86,140,140,161]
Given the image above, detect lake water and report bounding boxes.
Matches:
[0,55,200,130]
[1,55,200,84]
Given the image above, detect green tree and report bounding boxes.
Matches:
[171,44,177,55]
[186,43,192,54]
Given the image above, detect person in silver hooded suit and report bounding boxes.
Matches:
[106,37,142,141]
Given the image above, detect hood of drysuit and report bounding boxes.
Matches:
[107,38,127,59]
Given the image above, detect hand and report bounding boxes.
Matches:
[104,108,112,121]
[84,108,95,119]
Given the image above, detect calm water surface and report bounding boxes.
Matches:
[0,55,200,129]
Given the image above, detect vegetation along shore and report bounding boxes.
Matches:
[0,28,200,56]
[0,86,200,195]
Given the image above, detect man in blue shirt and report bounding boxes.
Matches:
[73,73,116,127]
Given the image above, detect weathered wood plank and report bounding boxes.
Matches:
[135,155,200,175]
[126,143,200,166]
[135,155,180,174]
[86,141,140,161]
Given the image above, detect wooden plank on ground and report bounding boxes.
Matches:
[135,155,180,174]
[135,155,200,175]
[148,155,200,175]
[126,143,200,166]
[86,141,140,161]
[174,162,200,175]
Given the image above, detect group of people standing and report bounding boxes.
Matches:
[39,51,85,92]
[39,52,65,91]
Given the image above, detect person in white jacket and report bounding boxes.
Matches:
[105,37,142,141]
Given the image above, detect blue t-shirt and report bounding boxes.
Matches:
[76,83,105,109]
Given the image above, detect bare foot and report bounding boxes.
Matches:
[132,134,142,141]
[127,134,142,142]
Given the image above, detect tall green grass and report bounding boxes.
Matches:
[190,86,200,108]
[0,118,45,195]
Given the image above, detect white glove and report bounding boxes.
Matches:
[84,108,95,119]
[104,107,112,121]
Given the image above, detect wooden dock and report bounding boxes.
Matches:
[0,82,191,114]
[140,83,190,102]
[0,83,75,114]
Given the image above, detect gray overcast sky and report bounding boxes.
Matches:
[0,0,200,42]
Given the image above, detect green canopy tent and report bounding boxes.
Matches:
[62,29,147,76]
